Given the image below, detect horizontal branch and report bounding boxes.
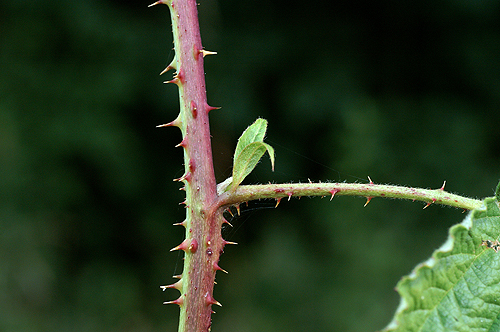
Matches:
[217,181,484,211]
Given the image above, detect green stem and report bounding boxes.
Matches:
[218,182,483,211]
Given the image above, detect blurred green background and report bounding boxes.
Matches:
[1,0,499,331]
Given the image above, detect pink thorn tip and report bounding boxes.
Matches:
[423,201,432,209]
[160,280,182,291]
[329,189,339,201]
[368,176,374,184]
[170,239,189,252]
[213,262,228,274]
[159,64,175,75]
[148,0,167,7]
[275,198,282,208]
[205,292,222,307]
[440,180,446,190]
[163,297,183,306]
[364,196,373,207]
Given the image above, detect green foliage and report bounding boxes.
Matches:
[228,118,274,191]
[384,198,500,331]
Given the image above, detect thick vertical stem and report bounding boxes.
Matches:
[154,0,225,331]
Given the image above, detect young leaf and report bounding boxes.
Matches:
[229,142,274,191]
[383,197,500,332]
[234,118,268,161]
[225,118,274,192]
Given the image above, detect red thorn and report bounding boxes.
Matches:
[225,208,234,217]
[235,204,240,216]
[205,104,221,113]
[174,69,185,84]
[329,189,339,201]
[156,117,181,128]
[189,239,198,253]
[191,100,197,118]
[287,192,293,201]
[164,78,180,85]
[205,292,222,307]
[275,197,282,208]
[170,239,189,252]
[439,180,446,191]
[368,176,374,184]
[175,139,187,148]
[148,0,168,7]
[188,160,195,173]
[160,279,182,291]
[423,198,436,209]
[164,296,183,306]
[364,196,373,207]
[213,262,228,274]
[223,218,233,227]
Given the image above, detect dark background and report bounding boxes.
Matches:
[1,0,499,331]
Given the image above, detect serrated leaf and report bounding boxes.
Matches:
[383,197,500,332]
[234,118,268,162]
[230,141,274,191]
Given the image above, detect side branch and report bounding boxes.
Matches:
[218,182,483,210]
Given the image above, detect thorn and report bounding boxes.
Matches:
[235,204,240,216]
[164,296,183,306]
[205,292,222,307]
[160,59,177,75]
[287,192,293,201]
[206,105,221,113]
[440,180,446,191]
[173,220,186,227]
[368,176,374,184]
[160,279,182,291]
[223,218,233,227]
[200,49,217,57]
[148,0,167,7]
[364,196,373,207]
[225,208,234,217]
[172,274,182,279]
[275,197,282,208]
[308,178,312,183]
[223,240,238,245]
[423,198,436,209]
[156,116,181,128]
[163,78,180,85]
[188,239,198,253]
[175,139,186,148]
[329,189,339,201]
[170,239,189,252]
[213,262,228,274]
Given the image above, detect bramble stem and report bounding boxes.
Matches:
[218,182,483,211]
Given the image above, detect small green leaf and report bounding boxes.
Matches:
[234,118,268,161]
[230,141,274,191]
[383,197,500,332]
[224,118,274,192]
